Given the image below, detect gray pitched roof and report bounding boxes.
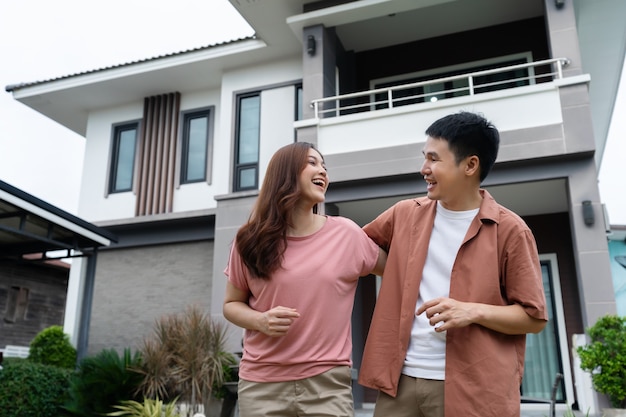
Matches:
[5,35,256,93]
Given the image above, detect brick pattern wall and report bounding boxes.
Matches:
[88,240,214,355]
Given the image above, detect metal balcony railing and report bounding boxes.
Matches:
[311,57,570,119]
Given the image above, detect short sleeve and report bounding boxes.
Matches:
[224,241,250,292]
[504,228,547,321]
[338,216,380,276]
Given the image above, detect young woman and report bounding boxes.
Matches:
[223,141,386,417]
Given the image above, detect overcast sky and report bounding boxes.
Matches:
[598,63,626,227]
[0,0,253,213]
[1,1,624,225]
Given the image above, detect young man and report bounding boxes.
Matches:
[359,111,548,417]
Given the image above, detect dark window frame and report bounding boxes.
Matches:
[295,84,303,140]
[233,92,261,192]
[180,107,214,185]
[108,121,139,194]
[295,84,303,121]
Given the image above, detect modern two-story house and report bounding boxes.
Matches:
[6,0,625,413]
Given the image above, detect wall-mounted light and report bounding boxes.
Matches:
[582,200,594,226]
[307,35,316,56]
[555,0,565,9]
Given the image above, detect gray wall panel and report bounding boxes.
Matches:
[88,240,213,355]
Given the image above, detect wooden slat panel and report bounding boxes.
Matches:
[165,94,180,213]
[135,93,180,216]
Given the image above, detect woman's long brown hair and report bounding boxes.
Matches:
[235,142,321,279]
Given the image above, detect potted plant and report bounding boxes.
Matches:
[576,314,626,415]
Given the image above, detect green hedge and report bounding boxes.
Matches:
[0,358,72,417]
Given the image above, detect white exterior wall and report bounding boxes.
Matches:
[173,89,221,212]
[258,86,300,182]
[77,58,301,223]
[79,103,143,221]
[316,83,566,156]
[215,57,302,195]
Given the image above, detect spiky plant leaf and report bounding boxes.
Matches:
[135,305,234,414]
[62,348,143,417]
[107,397,181,417]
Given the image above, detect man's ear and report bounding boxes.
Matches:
[465,155,480,177]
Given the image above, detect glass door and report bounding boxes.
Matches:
[521,254,574,405]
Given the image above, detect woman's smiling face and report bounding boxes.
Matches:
[298,148,328,205]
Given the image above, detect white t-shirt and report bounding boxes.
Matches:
[402,202,478,380]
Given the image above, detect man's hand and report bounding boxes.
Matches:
[417,297,547,335]
[417,297,476,332]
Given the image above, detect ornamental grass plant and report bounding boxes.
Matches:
[133,305,233,416]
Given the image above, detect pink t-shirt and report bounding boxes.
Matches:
[225,215,379,382]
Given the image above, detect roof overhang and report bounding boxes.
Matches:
[0,180,117,260]
[5,37,284,136]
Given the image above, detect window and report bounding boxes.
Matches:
[109,122,138,193]
[234,93,260,191]
[521,254,572,405]
[181,108,212,184]
[372,53,533,109]
[295,85,303,121]
[4,286,29,323]
[295,85,303,140]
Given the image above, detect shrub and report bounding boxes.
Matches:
[134,305,232,415]
[577,314,626,408]
[29,325,77,369]
[62,347,143,417]
[0,358,72,417]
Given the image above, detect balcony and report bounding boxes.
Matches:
[298,58,591,160]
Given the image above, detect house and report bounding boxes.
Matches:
[0,179,116,356]
[5,0,625,413]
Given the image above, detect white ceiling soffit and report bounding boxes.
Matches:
[286,0,544,52]
[286,0,453,37]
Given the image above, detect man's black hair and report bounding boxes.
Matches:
[425,111,500,182]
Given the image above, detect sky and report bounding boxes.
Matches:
[0,0,253,214]
[598,62,626,227]
[0,1,625,225]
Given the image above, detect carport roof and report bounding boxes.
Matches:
[0,180,117,260]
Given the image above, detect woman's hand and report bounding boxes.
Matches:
[258,306,300,337]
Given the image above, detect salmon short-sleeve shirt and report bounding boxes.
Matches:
[225,215,379,382]
[358,190,548,417]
